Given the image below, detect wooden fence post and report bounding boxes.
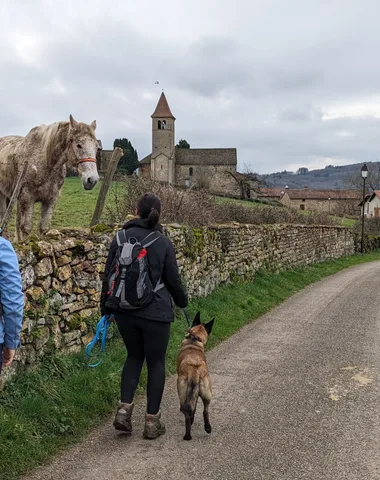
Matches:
[90,147,124,227]
[0,160,29,236]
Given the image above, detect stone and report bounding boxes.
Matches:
[83,240,94,252]
[57,265,72,281]
[63,330,81,345]
[56,255,72,266]
[21,265,36,291]
[26,286,45,302]
[60,279,73,295]
[36,276,52,292]
[34,257,53,278]
[48,293,63,313]
[34,327,50,350]
[45,229,63,239]
[36,241,54,257]
[52,238,77,252]
[72,261,92,273]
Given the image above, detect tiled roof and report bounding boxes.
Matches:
[258,188,284,198]
[140,154,152,165]
[284,189,360,200]
[175,148,237,166]
[151,93,175,119]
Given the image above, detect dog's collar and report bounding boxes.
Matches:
[186,328,202,343]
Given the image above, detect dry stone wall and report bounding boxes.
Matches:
[8,223,354,378]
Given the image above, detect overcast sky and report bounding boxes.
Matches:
[2,0,380,174]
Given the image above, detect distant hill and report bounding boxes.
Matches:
[261,162,377,190]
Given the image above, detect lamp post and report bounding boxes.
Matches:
[328,197,331,214]
[361,163,368,253]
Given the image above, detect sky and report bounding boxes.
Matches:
[1,0,380,174]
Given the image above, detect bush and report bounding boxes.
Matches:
[105,177,339,227]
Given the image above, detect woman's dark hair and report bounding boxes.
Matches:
[137,193,161,229]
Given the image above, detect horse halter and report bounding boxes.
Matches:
[78,158,97,164]
[70,142,97,164]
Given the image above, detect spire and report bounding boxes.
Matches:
[151,92,176,119]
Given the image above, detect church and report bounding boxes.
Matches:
[139,93,239,195]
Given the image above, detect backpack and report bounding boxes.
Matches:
[105,230,164,311]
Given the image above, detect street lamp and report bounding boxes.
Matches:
[328,197,331,214]
[361,163,368,253]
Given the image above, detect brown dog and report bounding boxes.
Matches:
[176,311,214,441]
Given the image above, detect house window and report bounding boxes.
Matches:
[162,120,166,129]
[158,120,162,130]
[302,198,305,202]
[300,204,305,210]
[189,167,193,176]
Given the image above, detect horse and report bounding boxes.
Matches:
[0,115,100,241]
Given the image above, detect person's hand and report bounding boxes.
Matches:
[3,347,16,367]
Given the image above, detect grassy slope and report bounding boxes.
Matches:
[2,252,380,479]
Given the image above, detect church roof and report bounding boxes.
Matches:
[151,92,176,119]
[175,148,237,166]
[139,149,237,166]
[140,154,152,165]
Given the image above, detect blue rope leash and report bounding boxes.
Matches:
[85,315,112,367]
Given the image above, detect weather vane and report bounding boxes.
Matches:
[155,81,164,92]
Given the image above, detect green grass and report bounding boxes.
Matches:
[2,251,380,479]
[6,177,124,234]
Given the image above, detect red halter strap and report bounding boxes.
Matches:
[78,158,97,164]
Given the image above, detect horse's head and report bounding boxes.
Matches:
[68,115,100,190]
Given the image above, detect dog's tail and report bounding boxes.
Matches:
[182,378,199,416]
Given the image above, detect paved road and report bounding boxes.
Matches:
[25,262,380,480]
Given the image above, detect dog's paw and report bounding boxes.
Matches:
[183,434,192,441]
[204,423,212,434]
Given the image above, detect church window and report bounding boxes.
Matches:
[158,120,162,130]
[161,165,163,170]
[162,120,166,129]
[189,167,193,176]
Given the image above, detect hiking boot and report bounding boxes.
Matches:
[143,411,166,439]
[113,402,134,434]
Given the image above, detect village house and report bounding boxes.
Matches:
[359,190,380,217]
[280,187,360,214]
[138,92,240,196]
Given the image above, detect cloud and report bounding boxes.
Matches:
[1,0,380,174]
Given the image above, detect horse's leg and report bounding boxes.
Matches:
[17,190,34,242]
[39,198,57,235]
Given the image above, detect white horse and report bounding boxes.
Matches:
[0,115,100,241]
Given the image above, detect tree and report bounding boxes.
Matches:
[226,165,267,200]
[344,162,380,192]
[176,139,190,149]
[113,138,139,174]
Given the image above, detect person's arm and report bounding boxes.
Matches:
[162,240,188,308]
[100,236,118,316]
[0,240,24,364]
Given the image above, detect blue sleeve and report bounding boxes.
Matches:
[0,239,24,349]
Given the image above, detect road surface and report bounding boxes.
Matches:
[25,262,380,480]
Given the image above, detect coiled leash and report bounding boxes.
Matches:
[85,315,112,367]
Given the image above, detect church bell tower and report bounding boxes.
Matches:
[151,92,176,184]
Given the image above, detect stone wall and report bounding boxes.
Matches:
[8,223,354,378]
[175,164,240,196]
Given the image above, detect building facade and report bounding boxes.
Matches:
[139,93,239,196]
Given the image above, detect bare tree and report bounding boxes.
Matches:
[344,162,380,192]
[225,165,267,200]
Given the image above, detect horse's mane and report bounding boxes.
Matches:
[43,122,70,165]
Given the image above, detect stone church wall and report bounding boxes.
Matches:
[4,223,354,381]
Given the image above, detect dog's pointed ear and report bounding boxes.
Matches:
[205,318,214,335]
[192,311,201,326]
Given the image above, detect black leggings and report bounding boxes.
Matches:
[114,313,171,415]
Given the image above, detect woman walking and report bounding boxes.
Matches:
[100,193,188,439]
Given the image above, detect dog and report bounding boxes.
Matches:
[176,311,214,441]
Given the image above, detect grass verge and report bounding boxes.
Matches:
[2,251,380,479]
